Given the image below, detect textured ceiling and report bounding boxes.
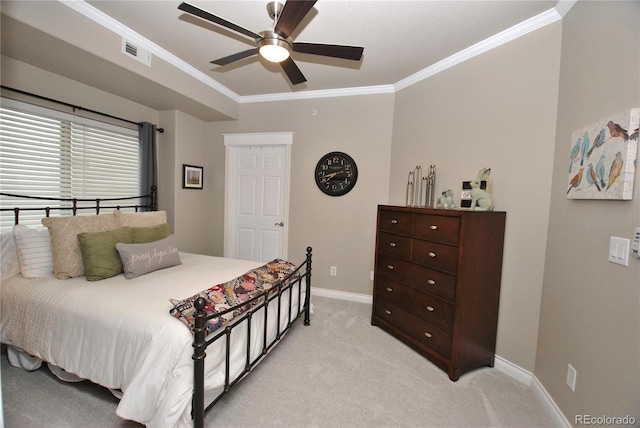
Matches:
[82,0,558,96]
[1,0,562,120]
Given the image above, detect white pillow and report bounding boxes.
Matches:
[1,230,20,279]
[13,224,54,278]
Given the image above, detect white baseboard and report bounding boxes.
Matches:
[311,287,373,304]
[531,376,572,427]
[494,356,570,427]
[313,288,570,427]
[494,354,534,386]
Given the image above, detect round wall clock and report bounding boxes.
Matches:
[314,151,358,196]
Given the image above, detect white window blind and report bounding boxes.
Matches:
[0,98,140,229]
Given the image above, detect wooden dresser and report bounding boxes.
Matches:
[371,205,506,381]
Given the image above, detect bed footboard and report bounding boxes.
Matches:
[191,247,312,428]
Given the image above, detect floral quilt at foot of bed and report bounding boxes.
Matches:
[169,259,299,335]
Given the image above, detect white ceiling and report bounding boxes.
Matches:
[1,0,565,114]
[84,0,558,97]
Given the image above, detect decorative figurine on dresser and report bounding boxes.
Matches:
[371,205,506,381]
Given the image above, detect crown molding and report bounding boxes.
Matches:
[554,0,578,18]
[60,1,564,105]
[395,7,562,91]
[239,84,395,103]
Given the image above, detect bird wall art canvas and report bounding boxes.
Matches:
[567,108,639,200]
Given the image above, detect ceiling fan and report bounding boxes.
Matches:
[177,0,364,85]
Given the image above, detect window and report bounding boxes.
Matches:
[0,98,140,229]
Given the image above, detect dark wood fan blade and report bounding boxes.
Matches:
[274,0,317,39]
[178,2,261,40]
[281,57,307,85]
[211,49,258,66]
[293,43,364,60]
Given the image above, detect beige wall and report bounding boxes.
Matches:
[206,95,395,295]
[1,56,159,126]
[536,0,640,421]
[158,110,211,255]
[390,23,562,371]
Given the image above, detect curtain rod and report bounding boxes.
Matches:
[1,85,164,133]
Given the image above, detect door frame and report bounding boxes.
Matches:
[223,132,293,260]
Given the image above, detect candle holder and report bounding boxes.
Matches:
[406,165,436,207]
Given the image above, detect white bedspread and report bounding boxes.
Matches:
[1,253,304,427]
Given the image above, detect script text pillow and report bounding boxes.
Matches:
[116,234,181,279]
[13,225,53,278]
[77,227,133,281]
[42,213,119,279]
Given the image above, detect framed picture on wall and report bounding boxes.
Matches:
[182,164,203,189]
[567,108,639,200]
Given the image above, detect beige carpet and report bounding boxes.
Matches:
[1,296,554,427]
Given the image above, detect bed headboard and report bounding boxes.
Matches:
[0,186,157,225]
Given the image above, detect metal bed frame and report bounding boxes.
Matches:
[0,191,313,428]
[0,187,157,222]
[192,248,312,428]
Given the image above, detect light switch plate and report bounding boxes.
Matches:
[609,236,630,266]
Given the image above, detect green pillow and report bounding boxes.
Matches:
[130,223,171,243]
[77,227,133,281]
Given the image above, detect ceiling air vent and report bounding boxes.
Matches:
[121,38,151,67]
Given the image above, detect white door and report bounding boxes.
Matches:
[224,133,292,262]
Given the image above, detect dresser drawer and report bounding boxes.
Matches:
[376,254,456,302]
[377,232,412,258]
[413,214,460,244]
[375,278,453,330]
[375,299,452,358]
[378,210,413,235]
[412,239,458,273]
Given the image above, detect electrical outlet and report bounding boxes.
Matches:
[330,266,337,276]
[566,364,576,391]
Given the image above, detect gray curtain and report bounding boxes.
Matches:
[139,122,157,211]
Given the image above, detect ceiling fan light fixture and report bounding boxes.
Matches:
[258,31,291,63]
[259,43,290,62]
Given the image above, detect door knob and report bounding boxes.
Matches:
[275,222,284,226]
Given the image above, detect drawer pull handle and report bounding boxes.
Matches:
[385,309,392,315]
[429,252,436,258]
[391,219,398,224]
[387,264,394,270]
[426,306,435,312]
[427,279,436,285]
[424,332,433,338]
[389,242,397,247]
[386,287,393,292]
[430,225,438,230]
